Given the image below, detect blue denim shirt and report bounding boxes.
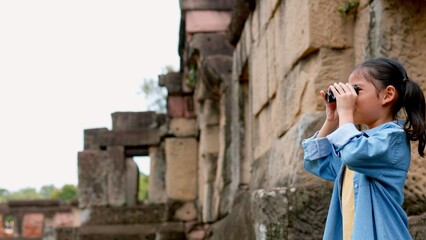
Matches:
[302,121,412,240]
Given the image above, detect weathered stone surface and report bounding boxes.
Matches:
[148,145,167,204]
[253,103,272,160]
[249,150,269,190]
[213,75,238,219]
[274,0,354,80]
[165,138,198,201]
[79,222,184,240]
[22,213,44,238]
[269,112,326,187]
[167,96,195,118]
[207,189,255,240]
[409,212,426,240]
[226,0,255,46]
[186,10,232,33]
[198,99,220,128]
[169,118,197,137]
[159,72,183,95]
[84,128,109,150]
[188,33,234,59]
[107,146,126,206]
[80,205,168,225]
[233,13,252,80]
[55,227,79,240]
[126,158,139,206]
[78,150,109,207]
[95,129,160,147]
[111,111,157,131]
[274,48,353,137]
[173,202,197,221]
[251,186,331,240]
[53,212,77,227]
[250,30,268,115]
[180,0,236,11]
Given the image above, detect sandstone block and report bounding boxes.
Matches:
[253,104,272,160]
[167,95,195,118]
[186,10,232,33]
[169,118,197,137]
[159,72,183,95]
[275,0,354,80]
[274,47,353,137]
[149,145,167,203]
[165,138,198,201]
[251,186,332,239]
[173,202,197,221]
[94,129,160,147]
[79,205,168,225]
[111,111,157,131]
[126,158,138,206]
[78,150,109,208]
[207,190,256,240]
[409,212,426,240]
[269,111,327,187]
[250,31,268,115]
[107,146,126,206]
[84,128,109,150]
[188,33,234,59]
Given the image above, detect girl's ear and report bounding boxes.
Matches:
[382,85,397,105]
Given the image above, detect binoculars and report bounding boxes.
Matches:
[325,84,360,103]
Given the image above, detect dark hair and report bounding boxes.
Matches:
[356,57,426,157]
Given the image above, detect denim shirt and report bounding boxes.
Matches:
[302,121,412,240]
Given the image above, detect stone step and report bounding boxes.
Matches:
[57,222,186,240]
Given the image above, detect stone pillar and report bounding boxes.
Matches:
[77,150,109,207]
[126,158,139,206]
[107,146,126,206]
[148,145,167,203]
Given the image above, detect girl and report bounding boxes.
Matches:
[302,57,426,239]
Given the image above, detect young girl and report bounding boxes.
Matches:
[302,57,426,239]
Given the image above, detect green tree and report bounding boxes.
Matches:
[57,184,77,201]
[40,184,56,198]
[138,173,149,201]
[139,65,176,113]
[8,188,43,200]
[0,188,10,203]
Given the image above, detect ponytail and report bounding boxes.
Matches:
[402,79,426,157]
[357,57,426,157]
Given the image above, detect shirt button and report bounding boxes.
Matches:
[354,183,358,188]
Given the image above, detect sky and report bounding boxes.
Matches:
[0,0,181,192]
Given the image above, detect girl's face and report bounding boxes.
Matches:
[348,70,388,128]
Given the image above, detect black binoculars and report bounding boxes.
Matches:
[325,84,360,103]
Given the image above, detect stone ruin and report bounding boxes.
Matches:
[0,200,79,239]
[6,0,426,239]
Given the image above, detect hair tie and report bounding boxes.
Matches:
[402,77,408,82]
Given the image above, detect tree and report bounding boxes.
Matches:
[57,184,77,201]
[0,188,10,203]
[138,65,176,113]
[40,185,56,198]
[138,173,149,201]
[8,188,43,200]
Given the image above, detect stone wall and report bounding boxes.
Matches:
[72,0,426,239]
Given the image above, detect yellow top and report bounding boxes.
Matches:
[342,167,355,240]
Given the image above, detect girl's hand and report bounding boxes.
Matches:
[329,82,357,126]
[317,90,339,137]
[320,90,338,122]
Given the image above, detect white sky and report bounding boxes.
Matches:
[0,0,180,192]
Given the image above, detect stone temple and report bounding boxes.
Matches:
[2,0,426,239]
